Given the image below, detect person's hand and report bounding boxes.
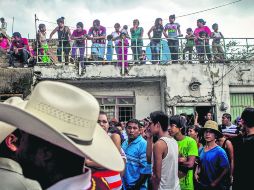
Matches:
[194,173,200,183]
[145,126,153,139]
[210,181,218,187]
[195,111,198,117]
[178,156,187,163]
[230,175,234,184]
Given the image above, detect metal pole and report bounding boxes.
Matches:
[35,14,39,64]
[121,38,124,75]
[11,17,14,34]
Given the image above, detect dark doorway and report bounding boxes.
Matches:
[196,106,215,126]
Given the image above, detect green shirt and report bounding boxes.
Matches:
[130,27,143,46]
[177,136,198,190]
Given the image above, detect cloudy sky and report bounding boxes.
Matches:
[1,0,253,39]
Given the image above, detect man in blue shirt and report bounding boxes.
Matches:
[122,119,151,190]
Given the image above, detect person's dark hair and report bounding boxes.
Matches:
[187,28,193,32]
[222,113,232,121]
[38,24,45,31]
[93,19,100,26]
[169,115,186,129]
[188,125,200,133]
[17,133,84,189]
[107,34,113,40]
[154,18,162,27]
[126,119,141,128]
[12,32,22,38]
[199,31,207,37]
[150,111,168,132]
[169,14,175,19]
[133,19,139,25]
[197,18,206,25]
[212,23,218,30]
[0,129,22,159]
[241,107,254,128]
[0,17,4,21]
[57,17,65,24]
[114,23,120,28]
[76,22,83,29]
[123,25,128,29]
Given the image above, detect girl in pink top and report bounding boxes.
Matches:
[194,19,212,62]
[0,33,9,53]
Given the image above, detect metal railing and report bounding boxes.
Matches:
[32,37,254,74]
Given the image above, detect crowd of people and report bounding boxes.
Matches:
[0,80,253,190]
[0,14,228,69]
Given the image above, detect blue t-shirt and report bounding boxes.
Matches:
[199,146,229,187]
[106,40,113,61]
[122,135,152,190]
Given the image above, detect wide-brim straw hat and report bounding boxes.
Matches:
[201,120,223,138]
[0,81,124,172]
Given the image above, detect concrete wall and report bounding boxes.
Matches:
[32,61,254,121]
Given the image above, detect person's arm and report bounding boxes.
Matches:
[163,25,168,38]
[49,27,58,40]
[111,133,121,152]
[147,26,154,40]
[177,23,182,37]
[152,141,165,190]
[179,155,196,169]
[220,32,224,39]
[223,133,238,138]
[145,126,153,164]
[194,111,199,126]
[226,140,234,183]
[140,27,144,39]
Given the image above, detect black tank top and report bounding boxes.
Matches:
[152,25,163,42]
[57,26,69,45]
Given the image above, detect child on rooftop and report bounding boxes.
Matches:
[183,28,195,63]
[211,23,225,62]
[117,32,129,73]
[106,34,113,62]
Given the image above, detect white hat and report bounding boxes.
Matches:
[0,81,124,172]
[0,97,27,143]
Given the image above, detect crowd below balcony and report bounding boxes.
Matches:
[0,15,234,69]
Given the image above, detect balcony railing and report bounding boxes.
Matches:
[30,37,254,75]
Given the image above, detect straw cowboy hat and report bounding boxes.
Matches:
[201,120,223,138]
[0,81,124,172]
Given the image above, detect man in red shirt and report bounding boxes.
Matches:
[8,32,30,68]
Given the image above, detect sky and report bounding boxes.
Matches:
[1,0,254,40]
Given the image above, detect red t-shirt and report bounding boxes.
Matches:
[12,38,29,48]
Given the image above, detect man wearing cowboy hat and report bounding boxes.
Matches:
[195,120,229,190]
[0,97,42,190]
[0,81,124,189]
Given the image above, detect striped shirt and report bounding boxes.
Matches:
[220,124,239,135]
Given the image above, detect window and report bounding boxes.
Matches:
[97,96,135,122]
[230,93,254,122]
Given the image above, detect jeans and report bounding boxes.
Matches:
[91,43,105,61]
[167,39,179,62]
[183,46,194,61]
[131,41,142,63]
[57,42,71,63]
[8,48,30,66]
[71,43,85,67]
[196,41,212,62]
[150,40,161,64]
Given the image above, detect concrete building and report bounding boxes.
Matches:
[13,61,250,124]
